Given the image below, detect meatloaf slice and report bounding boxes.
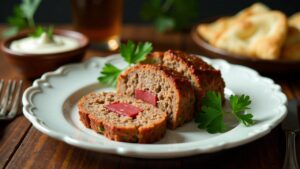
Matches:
[117,64,195,129]
[143,50,225,111]
[78,92,167,143]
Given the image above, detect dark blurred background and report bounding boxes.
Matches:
[1,0,300,25]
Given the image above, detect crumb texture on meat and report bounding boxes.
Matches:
[117,64,195,129]
[143,50,225,111]
[78,92,167,143]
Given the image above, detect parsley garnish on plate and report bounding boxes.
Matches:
[195,92,226,133]
[196,91,254,134]
[121,41,153,64]
[229,95,254,126]
[97,64,122,87]
[98,41,153,86]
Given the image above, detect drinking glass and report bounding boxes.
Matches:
[71,0,123,51]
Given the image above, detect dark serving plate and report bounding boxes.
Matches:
[191,26,300,75]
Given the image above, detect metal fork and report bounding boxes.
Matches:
[0,79,23,120]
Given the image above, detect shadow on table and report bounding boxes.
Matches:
[0,120,10,139]
[4,123,287,169]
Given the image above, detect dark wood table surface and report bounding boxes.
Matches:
[0,25,299,169]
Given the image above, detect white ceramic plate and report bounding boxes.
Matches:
[22,54,287,158]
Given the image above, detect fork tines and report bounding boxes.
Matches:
[0,79,23,120]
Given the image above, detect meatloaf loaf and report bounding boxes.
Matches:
[78,92,167,143]
[117,64,195,129]
[143,50,225,111]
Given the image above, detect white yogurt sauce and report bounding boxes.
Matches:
[10,33,79,54]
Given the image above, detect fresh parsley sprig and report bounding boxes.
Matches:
[20,0,41,28]
[229,95,254,126]
[195,92,226,133]
[4,6,27,37]
[30,25,54,39]
[120,41,153,64]
[140,0,199,32]
[97,64,122,87]
[3,0,41,37]
[196,91,254,133]
[98,41,153,86]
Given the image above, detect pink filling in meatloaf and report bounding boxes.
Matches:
[117,64,195,129]
[78,92,167,143]
[134,89,157,106]
[105,102,142,118]
[143,50,226,111]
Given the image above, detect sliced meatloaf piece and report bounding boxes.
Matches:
[143,50,225,111]
[117,64,195,129]
[78,92,167,143]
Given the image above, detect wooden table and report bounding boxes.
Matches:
[0,25,299,169]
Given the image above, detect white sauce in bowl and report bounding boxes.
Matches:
[9,33,80,54]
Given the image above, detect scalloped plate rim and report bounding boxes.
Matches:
[22,54,287,158]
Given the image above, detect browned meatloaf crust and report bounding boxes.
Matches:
[78,92,167,143]
[143,50,225,111]
[117,64,195,129]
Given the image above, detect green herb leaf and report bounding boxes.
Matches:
[3,0,41,37]
[171,0,198,30]
[30,25,44,37]
[120,41,153,64]
[140,0,162,20]
[229,95,251,113]
[20,0,41,27]
[132,41,153,63]
[98,41,153,87]
[140,0,199,32]
[47,26,54,40]
[195,92,226,133]
[98,64,122,87]
[233,112,254,126]
[3,6,27,37]
[229,95,254,126]
[154,16,175,32]
[196,92,254,134]
[7,6,27,29]
[120,40,135,63]
[30,26,54,39]
[97,126,105,133]
[2,27,19,38]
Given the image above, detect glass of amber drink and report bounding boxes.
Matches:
[71,0,123,51]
